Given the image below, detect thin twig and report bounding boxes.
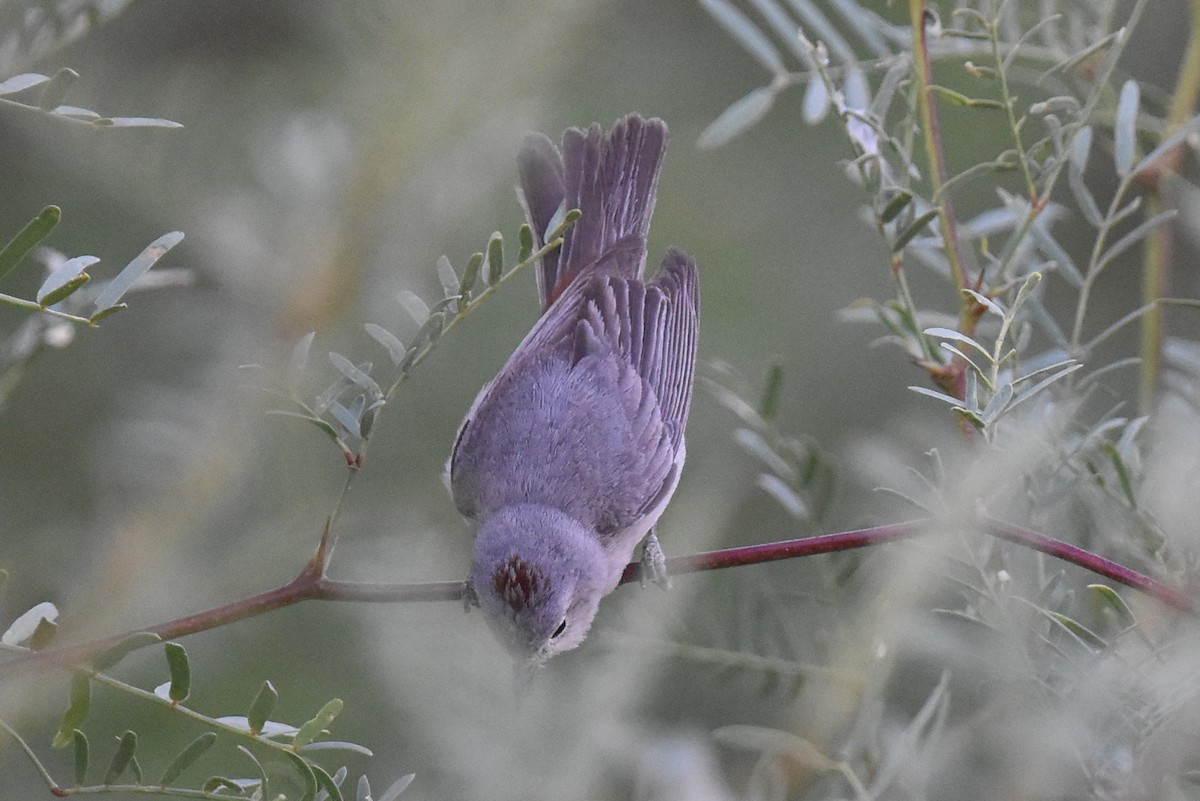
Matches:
[907,0,970,314]
[1136,0,1200,412]
[0,517,1190,679]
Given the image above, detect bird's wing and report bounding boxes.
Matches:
[571,247,699,453]
[518,114,667,312]
[449,242,698,530]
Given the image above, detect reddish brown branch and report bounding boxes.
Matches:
[1,518,1191,679]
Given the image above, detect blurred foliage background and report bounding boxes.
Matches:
[0,1,1197,799]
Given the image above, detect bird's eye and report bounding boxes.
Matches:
[551,618,568,639]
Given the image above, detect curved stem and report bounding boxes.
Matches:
[0,517,1190,679]
[0,717,62,795]
[1136,0,1200,412]
[907,0,970,315]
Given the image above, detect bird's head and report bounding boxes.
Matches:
[468,505,609,670]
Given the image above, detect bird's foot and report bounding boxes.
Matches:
[462,580,480,612]
[640,530,671,590]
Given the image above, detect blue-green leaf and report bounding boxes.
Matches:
[1114,80,1139,175]
[38,68,79,111]
[699,0,786,75]
[292,698,343,750]
[698,87,776,150]
[72,730,89,786]
[0,206,61,282]
[37,256,97,305]
[159,732,216,786]
[0,73,50,95]
[246,680,279,736]
[164,642,190,703]
[102,731,138,785]
[93,231,184,311]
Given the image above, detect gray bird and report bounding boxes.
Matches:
[449,114,699,671]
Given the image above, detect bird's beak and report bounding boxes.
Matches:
[512,658,543,699]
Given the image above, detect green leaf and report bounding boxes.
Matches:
[1068,128,1103,227]
[802,78,830,124]
[297,740,373,756]
[1008,362,1081,412]
[758,361,783,421]
[758,473,808,518]
[285,751,319,801]
[891,208,940,252]
[247,680,279,736]
[267,410,341,443]
[980,382,1013,425]
[328,400,361,438]
[697,86,776,150]
[1069,125,1092,173]
[408,309,446,355]
[955,406,986,432]
[38,68,79,112]
[548,208,581,240]
[237,746,268,798]
[923,327,991,359]
[0,73,50,95]
[329,352,382,398]
[53,674,91,748]
[1049,612,1106,649]
[435,255,458,298]
[88,304,127,325]
[485,232,504,286]
[1041,29,1121,79]
[290,331,316,381]
[928,85,1004,109]
[164,642,190,703]
[52,105,100,122]
[92,631,162,670]
[0,206,61,282]
[939,344,988,385]
[202,777,245,793]
[102,730,137,785]
[962,288,1005,320]
[908,385,963,407]
[313,764,346,801]
[364,324,406,367]
[1132,112,1200,177]
[879,191,913,224]
[1088,584,1137,629]
[1101,442,1138,509]
[698,0,785,75]
[28,616,59,650]
[104,116,184,129]
[158,732,216,787]
[397,290,429,325]
[517,224,534,263]
[378,774,416,801]
[93,231,184,311]
[37,255,97,305]
[292,698,344,750]
[1093,209,1177,278]
[73,730,89,786]
[1114,79,1139,175]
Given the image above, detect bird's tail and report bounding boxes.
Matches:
[517,114,667,312]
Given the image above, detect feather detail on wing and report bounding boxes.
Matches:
[517,114,667,312]
[569,248,699,449]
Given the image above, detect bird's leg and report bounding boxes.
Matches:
[640,528,671,590]
[462,579,480,612]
